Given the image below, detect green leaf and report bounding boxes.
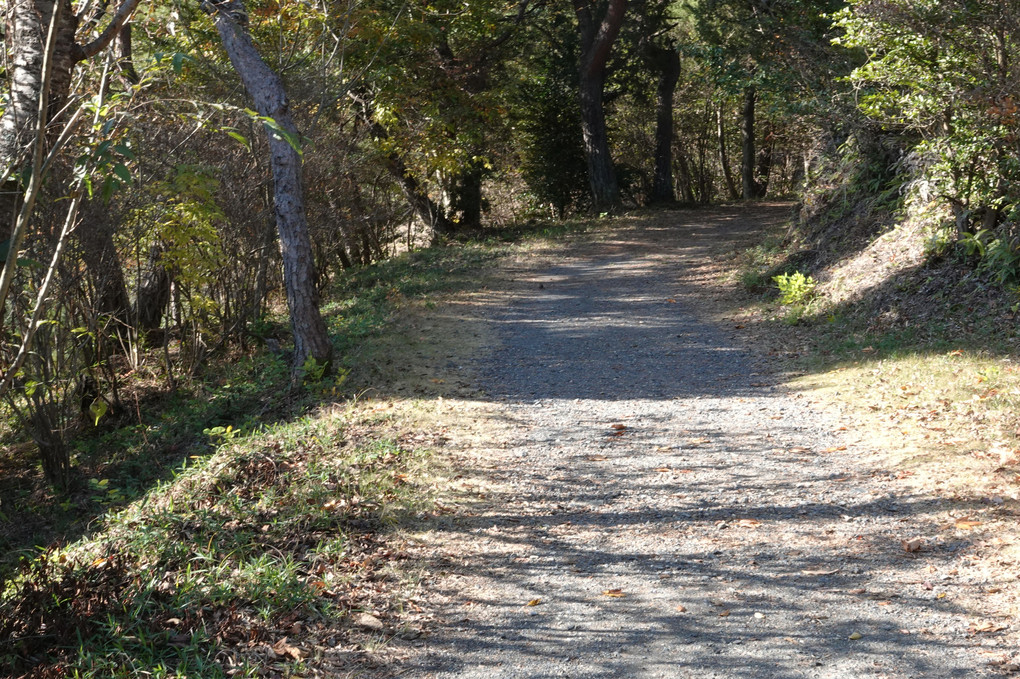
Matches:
[113,143,135,160]
[225,130,250,148]
[171,52,193,75]
[90,399,108,427]
[113,163,131,183]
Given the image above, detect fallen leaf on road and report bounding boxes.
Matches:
[654,467,671,473]
[602,589,625,598]
[955,518,983,530]
[901,537,924,552]
[718,610,730,617]
[611,423,627,430]
[800,568,839,575]
[849,631,863,640]
[587,455,608,461]
[823,446,847,453]
[737,519,762,528]
[526,599,541,607]
[787,446,811,454]
[970,620,1007,634]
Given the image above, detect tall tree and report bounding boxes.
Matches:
[634,0,681,203]
[571,0,628,210]
[203,0,332,375]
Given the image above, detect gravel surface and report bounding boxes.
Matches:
[400,207,1011,678]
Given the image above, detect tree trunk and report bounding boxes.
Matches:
[134,246,171,332]
[205,0,332,375]
[741,86,756,200]
[450,161,484,229]
[0,0,78,237]
[386,151,456,241]
[77,207,131,333]
[717,101,740,201]
[755,123,774,197]
[675,144,695,203]
[572,0,628,211]
[649,46,679,204]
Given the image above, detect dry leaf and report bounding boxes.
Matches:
[901,538,924,553]
[718,610,731,617]
[823,446,847,453]
[737,519,762,528]
[526,599,541,607]
[970,620,1007,634]
[800,568,839,575]
[272,638,305,661]
[588,454,608,461]
[611,423,627,430]
[787,446,811,454]
[654,467,671,473]
[675,605,686,612]
[686,437,711,446]
[602,589,625,598]
[848,631,863,640]
[955,518,983,530]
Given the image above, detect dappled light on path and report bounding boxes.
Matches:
[401,207,1006,678]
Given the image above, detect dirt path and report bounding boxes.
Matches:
[397,206,1012,678]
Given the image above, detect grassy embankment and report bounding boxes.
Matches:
[733,197,1020,513]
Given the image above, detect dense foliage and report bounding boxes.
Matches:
[1,0,1018,509]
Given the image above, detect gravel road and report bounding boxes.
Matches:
[399,206,1011,678]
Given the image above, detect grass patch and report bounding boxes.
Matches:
[0,409,434,677]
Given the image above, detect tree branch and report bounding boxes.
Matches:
[73,0,143,62]
[585,0,627,76]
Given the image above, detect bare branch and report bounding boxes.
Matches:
[73,0,143,62]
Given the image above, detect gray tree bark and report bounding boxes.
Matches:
[572,0,627,211]
[717,102,740,201]
[204,0,332,375]
[649,45,679,204]
[741,86,756,200]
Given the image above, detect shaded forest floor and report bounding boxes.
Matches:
[3,205,1019,677]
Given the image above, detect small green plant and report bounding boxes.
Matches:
[773,271,817,305]
[203,424,239,445]
[88,478,128,505]
[924,225,954,258]
[301,356,329,384]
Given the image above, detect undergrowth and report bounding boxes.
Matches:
[0,221,587,677]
